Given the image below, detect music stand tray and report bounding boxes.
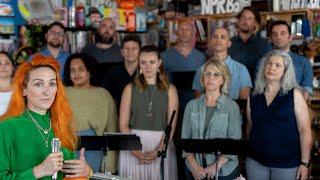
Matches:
[181,138,247,180]
[79,133,142,180]
[181,138,247,155]
[78,133,142,152]
[90,172,135,180]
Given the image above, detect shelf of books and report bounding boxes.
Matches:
[166,9,315,50]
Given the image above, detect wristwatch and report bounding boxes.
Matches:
[300,161,310,168]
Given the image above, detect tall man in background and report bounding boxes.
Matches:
[161,19,206,180]
[229,6,272,81]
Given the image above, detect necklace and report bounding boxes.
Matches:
[146,86,157,117]
[26,110,52,148]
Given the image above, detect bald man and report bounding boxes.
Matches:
[193,27,252,100]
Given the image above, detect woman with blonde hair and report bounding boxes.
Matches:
[0,54,91,179]
[182,60,242,180]
[119,45,179,179]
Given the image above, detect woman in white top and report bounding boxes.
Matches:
[0,51,14,115]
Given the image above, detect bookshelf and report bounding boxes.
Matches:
[165,9,313,50]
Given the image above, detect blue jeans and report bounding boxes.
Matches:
[245,157,298,180]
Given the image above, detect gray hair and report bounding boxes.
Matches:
[200,59,230,95]
[253,50,298,95]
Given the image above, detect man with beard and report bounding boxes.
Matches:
[228,6,272,82]
[82,18,123,64]
[39,21,69,77]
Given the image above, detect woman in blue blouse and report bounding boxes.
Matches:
[246,50,312,180]
[181,60,242,180]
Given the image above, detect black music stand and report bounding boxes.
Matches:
[181,138,247,180]
[79,133,142,152]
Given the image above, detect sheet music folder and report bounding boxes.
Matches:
[181,138,248,155]
[78,133,142,151]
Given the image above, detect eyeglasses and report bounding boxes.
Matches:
[48,30,65,37]
[204,71,222,78]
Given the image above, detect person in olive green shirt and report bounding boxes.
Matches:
[0,54,91,180]
[63,53,118,173]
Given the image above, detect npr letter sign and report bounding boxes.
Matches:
[201,0,251,15]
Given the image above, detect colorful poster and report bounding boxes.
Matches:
[0,3,14,16]
[104,8,127,31]
[0,17,14,34]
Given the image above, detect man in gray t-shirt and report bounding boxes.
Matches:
[82,18,123,64]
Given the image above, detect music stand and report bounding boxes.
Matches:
[79,133,142,152]
[79,134,142,179]
[181,138,247,180]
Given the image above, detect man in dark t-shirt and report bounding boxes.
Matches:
[102,34,141,110]
[82,18,123,63]
[229,7,272,82]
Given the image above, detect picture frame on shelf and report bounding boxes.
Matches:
[18,0,54,23]
[0,2,14,16]
[0,17,14,34]
[53,7,68,26]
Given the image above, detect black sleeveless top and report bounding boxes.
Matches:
[249,89,300,168]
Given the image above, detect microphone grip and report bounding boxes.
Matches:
[51,138,61,180]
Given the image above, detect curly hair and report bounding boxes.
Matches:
[63,53,99,86]
[0,54,78,151]
[253,50,298,95]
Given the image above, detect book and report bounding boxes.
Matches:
[195,19,206,41]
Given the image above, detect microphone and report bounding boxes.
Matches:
[51,138,61,180]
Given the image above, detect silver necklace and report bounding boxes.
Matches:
[27,110,52,134]
[27,110,52,148]
[146,86,157,117]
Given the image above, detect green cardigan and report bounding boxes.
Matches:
[0,110,75,180]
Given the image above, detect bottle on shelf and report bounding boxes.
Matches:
[126,11,136,32]
[136,7,146,32]
[68,1,76,28]
[76,2,85,28]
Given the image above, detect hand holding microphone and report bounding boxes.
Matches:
[32,138,63,179]
[52,138,61,180]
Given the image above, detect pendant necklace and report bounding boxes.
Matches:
[27,110,52,148]
[146,86,157,117]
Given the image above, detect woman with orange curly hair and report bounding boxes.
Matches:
[0,54,91,180]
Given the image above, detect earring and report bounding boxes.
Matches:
[157,69,160,73]
[140,69,142,74]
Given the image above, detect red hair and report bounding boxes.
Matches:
[0,54,78,151]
